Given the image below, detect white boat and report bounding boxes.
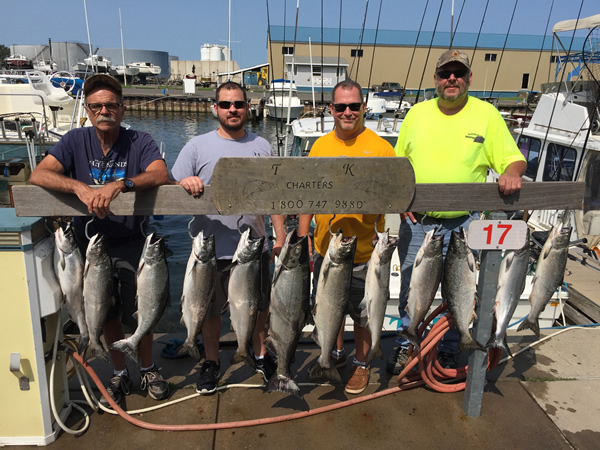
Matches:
[266,79,304,120]
[130,62,161,76]
[110,65,140,78]
[373,91,412,116]
[83,55,111,73]
[32,60,58,75]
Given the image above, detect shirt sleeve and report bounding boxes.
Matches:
[485,108,526,174]
[138,132,163,172]
[48,131,75,173]
[394,110,412,157]
[171,139,198,181]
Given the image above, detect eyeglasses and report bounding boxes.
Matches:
[332,103,363,113]
[436,68,469,79]
[217,100,247,109]
[86,102,122,114]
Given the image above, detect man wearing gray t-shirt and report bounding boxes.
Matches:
[172,81,285,394]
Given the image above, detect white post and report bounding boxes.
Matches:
[119,8,126,86]
[309,36,316,117]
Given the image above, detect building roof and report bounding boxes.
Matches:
[284,55,349,66]
[269,26,586,51]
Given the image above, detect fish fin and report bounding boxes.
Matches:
[458,335,485,352]
[398,331,421,353]
[222,261,236,272]
[179,340,202,360]
[83,260,90,279]
[503,252,515,271]
[501,337,513,357]
[308,361,342,384]
[311,327,320,347]
[221,300,230,315]
[264,336,276,357]
[414,250,424,267]
[365,345,383,366]
[110,338,139,363]
[517,316,540,338]
[266,374,301,397]
[542,243,553,259]
[78,336,90,360]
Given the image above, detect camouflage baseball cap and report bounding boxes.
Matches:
[436,49,471,71]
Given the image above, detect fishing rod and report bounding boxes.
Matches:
[349,0,370,80]
[283,0,300,157]
[470,0,490,64]
[488,0,520,99]
[403,0,430,99]
[320,0,324,107]
[365,0,383,109]
[516,0,555,141]
[337,0,343,86]
[415,0,446,104]
[265,0,284,156]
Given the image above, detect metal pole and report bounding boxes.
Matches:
[463,210,505,417]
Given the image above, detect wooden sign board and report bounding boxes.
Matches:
[210,157,416,215]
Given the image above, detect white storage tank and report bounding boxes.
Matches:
[221,47,232,62]
[210,45,224,61]
[200,44,211,61]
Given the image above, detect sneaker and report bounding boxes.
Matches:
[332,351,347,368]
[386,347,410,375]
[345,365,370,394]
[196,360,220,394]
[100,372,132,408]
[140,365,170,401]
[438,351,457,369]
[255,353,277,382]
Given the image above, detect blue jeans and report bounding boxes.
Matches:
[396,212,479,353]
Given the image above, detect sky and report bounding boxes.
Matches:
[1,0,597,69]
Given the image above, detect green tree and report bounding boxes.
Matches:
[0,45,10,68]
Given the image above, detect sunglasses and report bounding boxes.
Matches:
[217,100,247,109]
[332,103,363,113]
[86,102,122,114]
[436,68,469,79]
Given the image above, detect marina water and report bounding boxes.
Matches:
[125,111,288,332]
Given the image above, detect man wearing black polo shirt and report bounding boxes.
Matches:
[30,74,171,407]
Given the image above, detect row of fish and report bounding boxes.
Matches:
[400,215,572,357]
[53,225,170,364]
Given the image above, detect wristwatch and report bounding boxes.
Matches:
[122,178,135,193]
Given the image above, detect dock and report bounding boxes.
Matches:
[22,326,600,449]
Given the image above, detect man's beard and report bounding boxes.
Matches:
[437,79,469,102]
[219,114,245,132]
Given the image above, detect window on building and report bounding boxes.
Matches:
[351,49,364,58]
[550,55,558,63]
[484,53,497,62]
[312,66,322,77]
[521,73,530,90]
[282,46,294,55]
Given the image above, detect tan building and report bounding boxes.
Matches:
[267,25,588,97]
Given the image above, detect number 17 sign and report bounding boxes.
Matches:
[467,220,529,250]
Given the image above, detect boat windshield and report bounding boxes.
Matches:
[583,151,600,214]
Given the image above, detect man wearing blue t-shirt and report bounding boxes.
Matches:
[30,74,171,407]
[172,81,285,394]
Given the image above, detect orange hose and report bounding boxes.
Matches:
[71,351,424,431]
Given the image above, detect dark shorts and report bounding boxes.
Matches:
[312,253,368,327]
[76,232,146,331]
[208,251,271,318]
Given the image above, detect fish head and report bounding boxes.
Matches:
[328,231,357,265]
[374,229,398,263]
[423,229,444,258]
[144,232,166,264]
[54,223,78,254]
[233,228,264,264]
[449,227,470,257]
[86,233,108,263]
[551,222,572,249]
[280,230,309,268]
[192,231,216,263]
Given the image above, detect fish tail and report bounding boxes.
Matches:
[517,316,540,339]
[398,331,421,353]
[77,335,90,360]
[365,344,383,366]
[266,374,301,397]
[500,337,513,358]
[110,338,139,363]
[308,361,342,384]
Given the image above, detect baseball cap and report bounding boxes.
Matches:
[83,74,123,98]
[436,49,471,71]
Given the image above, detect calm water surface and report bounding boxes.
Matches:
[124,111,287,332]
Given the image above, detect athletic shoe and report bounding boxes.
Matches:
[255,353,277,382]
[196,360,220,394]
[140,365,170,400]
[438,351,458,369]
[386,347,410,375]
[100,372,132,408]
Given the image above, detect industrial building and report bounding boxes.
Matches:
[267,25,588,96]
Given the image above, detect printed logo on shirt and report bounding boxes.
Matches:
[90,158,127,185]
[466,133,485,144]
